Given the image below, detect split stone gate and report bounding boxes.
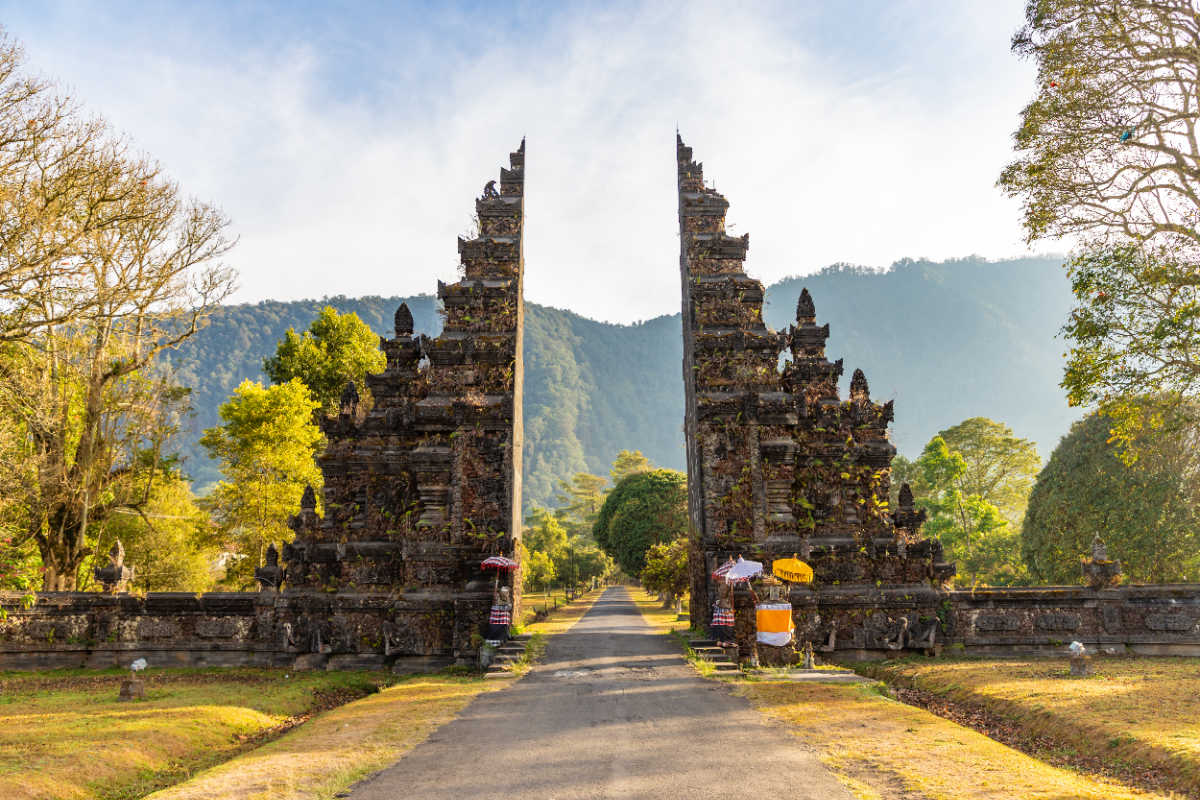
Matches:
[0,136,1198,670]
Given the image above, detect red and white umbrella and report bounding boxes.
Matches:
[724,557,764,584]
[712,558,736,581]
[481,555,518,571]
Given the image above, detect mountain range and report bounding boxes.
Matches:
[168,255,1080,510]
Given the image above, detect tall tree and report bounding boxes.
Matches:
[609,449,652,486]
[0,30,236,590]
[1060,246,1200,455]
[641,537,690,609]
[907,431,1031,586]
[1000,0,1200,253]
[936,417,1041,528]
[552,472,608,539]
[199,379,322,588]
[263,306,385,416]
[1000,1,1200,450]
[593,469,687,576]
[1022,410,1200,583]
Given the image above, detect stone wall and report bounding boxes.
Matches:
[0,141,526,671]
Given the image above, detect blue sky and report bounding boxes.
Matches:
[0,1,1044,323]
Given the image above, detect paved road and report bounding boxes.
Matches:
[347,586,853,800]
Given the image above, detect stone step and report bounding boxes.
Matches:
[710,662,740,672]
[689,639,717,648]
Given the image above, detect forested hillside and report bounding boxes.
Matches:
[170,255,1078,509]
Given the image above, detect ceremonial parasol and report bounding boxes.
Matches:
[772,556,814,584]
[481,555,518,594]
[724,556,763,583]
[711,557,736,581]
[480,555,518,571]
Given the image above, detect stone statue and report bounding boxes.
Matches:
[255,543,285,591]
[482,179,499,199]
[95,539,133,593]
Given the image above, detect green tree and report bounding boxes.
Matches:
[263,306,386,416]
[594,469,687,576]
[1022,411,1200,584]
[1000,1,1200,253]
[609,449,652,486]
[92,461,218,592]
[909,435,1025,586]
[1060,246,1200,457]
[199,379,322,588]
[1000,2,1200,454]
[520,543,556,592]
[552,472,608,539]
[935,417,1040,528]
[641,537,690,609]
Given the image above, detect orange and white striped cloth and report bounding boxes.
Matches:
[755,602,794,646]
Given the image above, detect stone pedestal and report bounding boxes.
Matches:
[119,678,145,700]
[1069,655,1092,677]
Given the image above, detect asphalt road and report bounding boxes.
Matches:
[346,585,853,800]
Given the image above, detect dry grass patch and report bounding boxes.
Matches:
[739,680,1170,800]
[0,668,391,800]
[145,672,508,800]
[862,657,1200,797]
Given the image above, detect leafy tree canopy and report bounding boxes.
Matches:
[903,418,1039,586]
[1061,246,1200,458]
[594,468,687,576]
[641,537,690,607]
[1022,410,1200,584]
[93,460,219,593]
[609,449,652,486]
[199,379,322,588]
[263,306,385,416]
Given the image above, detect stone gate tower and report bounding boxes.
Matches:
[677,134,954,658]
[283,140,526,665]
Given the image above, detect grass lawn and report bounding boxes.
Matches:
[629,589,1170,799]
[860,656,1200,798]
[518,588,576,626]
[0,668,396,800]
[144,672,507,800]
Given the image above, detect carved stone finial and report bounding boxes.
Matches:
[898,483,914,511]
[850,368,870,402]
[394,302,414,337]
[517,137,525,154]
[301,484,316,512]
[482,179,499,199]
[797,288,816,322]
[1083,533,1122,588]
[339,381,359,415]
[255,543,285,591]
[94,538,133,592]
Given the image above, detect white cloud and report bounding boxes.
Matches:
[2,0,1038,323]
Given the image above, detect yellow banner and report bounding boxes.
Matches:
[756,606,794,634]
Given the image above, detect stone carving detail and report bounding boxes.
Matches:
[1035,612,1081,631]
[1145,612,1196,632]
[974,613,1022,632]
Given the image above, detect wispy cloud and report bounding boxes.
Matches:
[2,0,1037,323]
